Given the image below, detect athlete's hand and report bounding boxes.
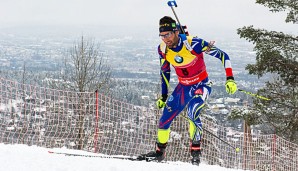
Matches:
[156,94,168,109]
[225,77,237,95]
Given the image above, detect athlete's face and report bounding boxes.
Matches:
[159,31,179,48]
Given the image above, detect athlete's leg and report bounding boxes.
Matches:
[187,95,204,141]
[187,84,211,141]
[158,84,192,143]
[187,84,211,165]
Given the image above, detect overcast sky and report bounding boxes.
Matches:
[0,0,296,37]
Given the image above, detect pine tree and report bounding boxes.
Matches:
[231,0,298,143]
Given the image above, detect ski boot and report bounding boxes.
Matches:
[154,142,167,162]
[137,142,167,162]
[190,141,201,165]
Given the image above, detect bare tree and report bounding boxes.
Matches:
[58,36,112,92]
[50,36,112,150]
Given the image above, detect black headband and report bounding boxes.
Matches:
[159,23,177,33]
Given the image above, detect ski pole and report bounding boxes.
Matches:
[238,89,271,101]
[202,127,240,152]
[167,0,186,35]
[180,114,240,152]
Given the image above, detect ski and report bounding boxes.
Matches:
[48,151,138,161]
[48,151,182,165]
[48,151,172,163]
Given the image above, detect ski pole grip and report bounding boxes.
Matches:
[167,1,177,7]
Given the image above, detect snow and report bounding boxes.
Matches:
[0,143,242,171]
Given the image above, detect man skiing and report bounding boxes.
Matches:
[144,16,237,165]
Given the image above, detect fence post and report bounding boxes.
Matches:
[272,133,276,171]
[94,90,99,153]
[243,120,247,170]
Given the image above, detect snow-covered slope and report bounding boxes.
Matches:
[0,143,241,171]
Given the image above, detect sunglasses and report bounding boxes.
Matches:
[159,32,174,39]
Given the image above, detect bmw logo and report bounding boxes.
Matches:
[174,56,183,63]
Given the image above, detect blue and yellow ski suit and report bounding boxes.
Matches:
[157,34,234,144]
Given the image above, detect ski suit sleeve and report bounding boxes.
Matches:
[158,45,171,95]
[191,37,234,78]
